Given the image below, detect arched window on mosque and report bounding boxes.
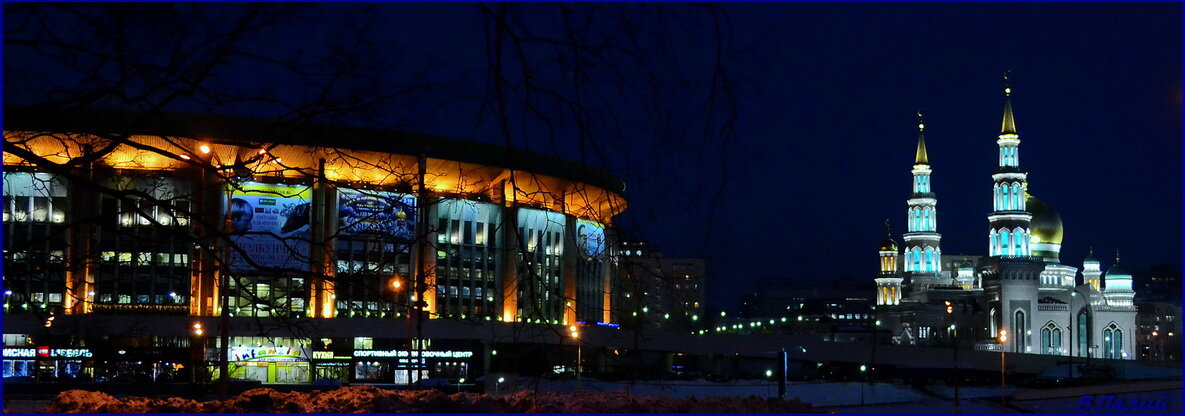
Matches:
[1103,323,1123,359]
[1014,309,1028,353]
[1001,229,1011,257]
[1042,322,1062,355]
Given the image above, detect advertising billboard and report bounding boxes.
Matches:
[226,182,312,273]
[338,189,416,241]
[575,219,606,258]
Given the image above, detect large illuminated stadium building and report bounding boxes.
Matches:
[873,85,1137,360]
[2,108,624,384]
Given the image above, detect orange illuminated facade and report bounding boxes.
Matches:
[3,109,625,328]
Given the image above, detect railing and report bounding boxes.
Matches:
[1037,304,1068,312]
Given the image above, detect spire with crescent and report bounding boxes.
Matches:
[915,110,929,165]
[1001,71,1018,135]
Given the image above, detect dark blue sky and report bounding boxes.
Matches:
[685,3,1182,308]
[6,4,1181,310]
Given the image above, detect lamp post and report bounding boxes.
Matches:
[859,364,867,406]
[190,321,205,389]
[215,148,234,400]
[946,300,959,412]
[998,329,1008,410]
[569,325,581,390]
[496,376,505,394]
[1068,288,1087,380]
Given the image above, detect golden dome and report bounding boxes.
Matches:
[1026,193,1063,245]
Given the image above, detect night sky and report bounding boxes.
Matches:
[6,4,1181,310]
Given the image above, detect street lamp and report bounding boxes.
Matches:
[569,325,581,389]
[998,329,1008,409]
[946,301,959,413]
[496,377,505,394]
[1068,288,1088,379]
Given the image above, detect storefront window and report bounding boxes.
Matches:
[354,361,389,381]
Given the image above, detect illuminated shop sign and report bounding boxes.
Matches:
[353,350,474,359]
[4,348,93,358]
[312,351,352,360]
[229,346,306,362]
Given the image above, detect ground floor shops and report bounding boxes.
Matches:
[4,346,193,383]
[201,337,484,385]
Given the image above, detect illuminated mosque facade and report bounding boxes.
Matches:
[873,82,1137,360]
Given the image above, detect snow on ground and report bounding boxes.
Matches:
[925,384,1025,399]
[1041,361,1183,380]
[526,378,925,407]
[827,389,1183,413]
[526,377,1183,412]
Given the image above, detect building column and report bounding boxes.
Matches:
[413,154,437,318]
[64,155,97,315]
[499,180,519,322]
[310,160,337,318]
[423,201,438,317]
[601,228,616,324]
[562,203,577,325]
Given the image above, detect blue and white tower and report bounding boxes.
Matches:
[988,75,1033,258]
[904,111,943,276]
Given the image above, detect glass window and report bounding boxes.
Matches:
[353,337,373,350]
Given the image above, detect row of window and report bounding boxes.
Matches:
[879,255,897,274]
[993,181,1026,211]
[877,286,899,305]
[913,174,931,194]
[908,206,936,232]
[904,246,941,273]
[989,228,1031,257]
[990,309,1127,358]
[999,145,1019,167]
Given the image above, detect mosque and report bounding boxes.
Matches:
[873,81,1137,360]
